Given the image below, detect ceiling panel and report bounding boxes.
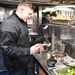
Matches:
[0,0,75,5]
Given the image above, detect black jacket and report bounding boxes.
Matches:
[0,11,31,71]
[37,18,50,36]
[36,17,52,43]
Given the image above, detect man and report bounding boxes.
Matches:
[0,0,44,75]
[37,12,51,36]
[37,12,51,44]
[42,12,51,24]
[42,12,57,35]
[36,12,57,46]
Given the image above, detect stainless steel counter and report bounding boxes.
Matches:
[34,53,53,75]
[33,52,75,75]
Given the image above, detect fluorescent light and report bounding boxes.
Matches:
[42,8,56,12]
[55,5,75,8]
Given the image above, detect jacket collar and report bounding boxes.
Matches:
[12,10,27,25]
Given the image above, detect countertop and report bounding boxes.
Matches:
[33,52,75,75]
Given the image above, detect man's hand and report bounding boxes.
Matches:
[30,44,44,54]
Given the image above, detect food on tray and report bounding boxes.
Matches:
[53,14,71,20]
[56,67,75,75]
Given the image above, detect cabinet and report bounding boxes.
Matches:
[39,67,46,75]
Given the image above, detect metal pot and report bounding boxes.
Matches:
[51,51,66,58]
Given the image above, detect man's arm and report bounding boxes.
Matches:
[1,21,30,58]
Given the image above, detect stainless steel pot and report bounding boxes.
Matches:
[51,51,66,58]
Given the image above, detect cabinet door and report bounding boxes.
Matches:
[39,67,46,75]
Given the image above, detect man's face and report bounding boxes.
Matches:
[45,14,50,21]
[21,6,33,22]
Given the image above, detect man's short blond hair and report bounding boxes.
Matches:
[19,0,35,10]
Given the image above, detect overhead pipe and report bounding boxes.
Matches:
[59,0,63,4]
